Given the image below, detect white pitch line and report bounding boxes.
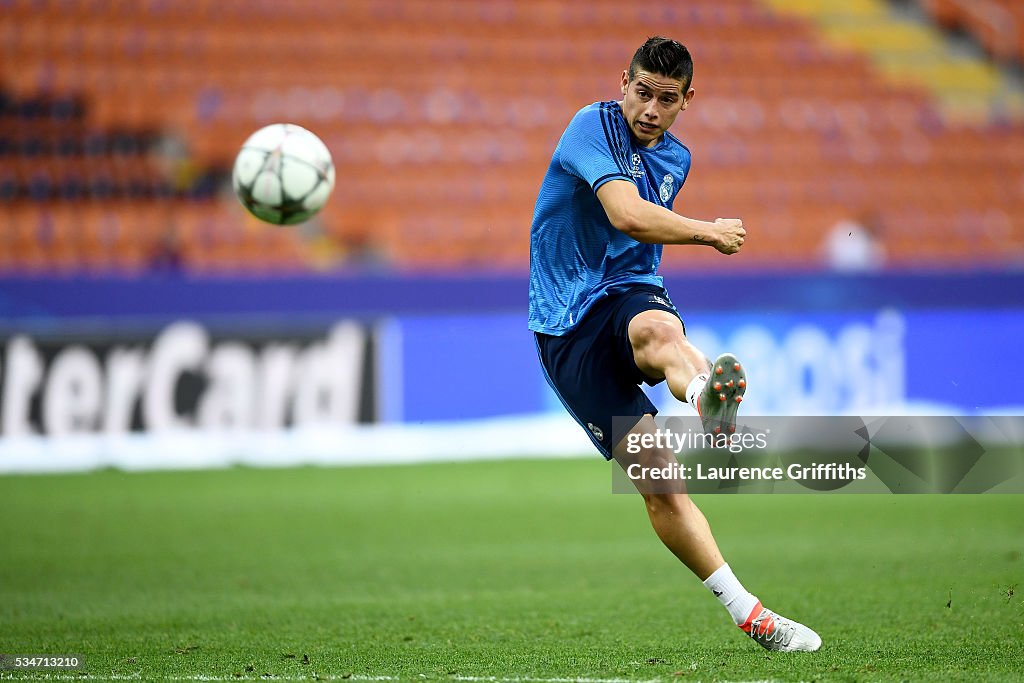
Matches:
[0,674,786,683]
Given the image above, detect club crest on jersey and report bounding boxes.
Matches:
[630,153,645,178]
[587,422,605,442]
[660,174,675,203]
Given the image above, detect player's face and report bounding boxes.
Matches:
[620,70,694,147]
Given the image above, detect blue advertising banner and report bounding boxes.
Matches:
[1,271,1022,324]
[392,308,1024,421]
[2,272,1022,423]
[647,308,1024,417]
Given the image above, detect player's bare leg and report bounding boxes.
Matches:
[613,416,822,651]
[612,414,724,579]
[629,309,745,434]
[628,309,708,400]
[621,310,821,652]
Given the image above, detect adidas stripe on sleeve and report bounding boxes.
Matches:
[558,102,636,192]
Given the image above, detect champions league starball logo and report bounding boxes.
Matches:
[629,153,645,178]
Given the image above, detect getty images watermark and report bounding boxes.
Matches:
[610,416,1024,494]
[623,427,865,484]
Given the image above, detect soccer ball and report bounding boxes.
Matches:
[232,123,335,225]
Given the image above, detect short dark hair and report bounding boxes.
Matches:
[627,37,693,88]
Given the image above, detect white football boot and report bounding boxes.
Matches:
[739,601,822,652]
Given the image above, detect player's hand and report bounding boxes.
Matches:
[713,218,745,255]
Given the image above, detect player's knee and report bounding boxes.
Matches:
[642,491,692,519]
[630,317,682,355]
[630,446,691,506]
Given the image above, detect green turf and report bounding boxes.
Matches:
[1,459,1022,682]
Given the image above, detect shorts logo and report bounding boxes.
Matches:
[648,295,671,308]
[659,174,674,203]
[587,422,605,442]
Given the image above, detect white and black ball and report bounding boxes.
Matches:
[232,123,335,225]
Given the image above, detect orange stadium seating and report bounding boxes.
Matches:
[923,0,1024,63]
[1,0,1023,272]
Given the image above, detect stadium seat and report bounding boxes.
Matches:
[1,0,1023,273]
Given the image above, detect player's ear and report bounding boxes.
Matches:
[680,86,695,110]
[620,70,629,95]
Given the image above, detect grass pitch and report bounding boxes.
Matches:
[1,458,1022,682]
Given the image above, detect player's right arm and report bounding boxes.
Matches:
[596,180,745,255]
[556,104,744,255]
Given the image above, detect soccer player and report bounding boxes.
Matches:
[529,37,821,652]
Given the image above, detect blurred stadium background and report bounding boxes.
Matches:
[2,0,1024,471]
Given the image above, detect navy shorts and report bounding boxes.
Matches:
[535,285,684,460]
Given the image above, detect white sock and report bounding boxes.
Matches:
[685,373,710,408]
[703,563,760,625]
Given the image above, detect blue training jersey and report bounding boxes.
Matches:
[528,100,692,336]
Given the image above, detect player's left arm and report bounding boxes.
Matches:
[596,179,745,254]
